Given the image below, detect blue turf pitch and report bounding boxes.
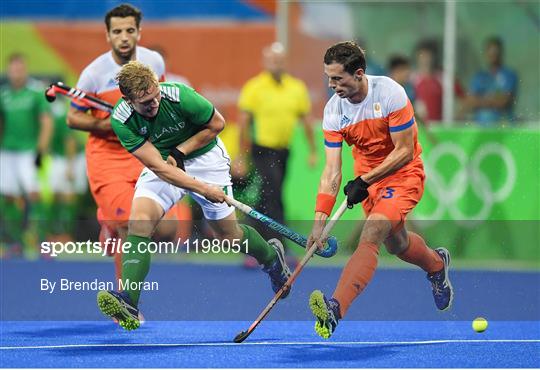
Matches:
[1,260,539,367]
[2,321,539,367]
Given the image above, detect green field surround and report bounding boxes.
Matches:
[284,125,539,264]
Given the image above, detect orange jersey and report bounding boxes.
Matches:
[322,75,423,177]
[73,47,165,220]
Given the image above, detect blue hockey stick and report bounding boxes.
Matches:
[225,196,338,258]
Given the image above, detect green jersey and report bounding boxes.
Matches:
[50,101,69,156]
[111,82,215,160]
[0,80,51,151]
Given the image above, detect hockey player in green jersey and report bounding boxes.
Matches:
[97,61,291,330]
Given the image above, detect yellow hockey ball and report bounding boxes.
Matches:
[472,317,488,333]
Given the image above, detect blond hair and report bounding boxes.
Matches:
[116,61,159,100]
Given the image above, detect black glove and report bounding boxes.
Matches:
[34,151,43,168]
[343,176,370,209]
[169,147,186,171]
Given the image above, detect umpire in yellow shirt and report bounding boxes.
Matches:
[237,42,317,245]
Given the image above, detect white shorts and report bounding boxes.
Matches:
[0,150,40,196]
[73,153,88,194]
[48,153,87,194]
[134,138,235,220]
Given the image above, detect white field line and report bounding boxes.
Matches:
[1,339,539,350]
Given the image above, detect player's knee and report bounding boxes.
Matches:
[153,220,177,242]
[2,195,17,203]
[153,210,181,242]
[384,238,408,255]
[383,228,409,255]
[215,230,242,242]
[214,224,243,242]
[360,214,392,244]
[128,212,156,237]
[28,192,41,202]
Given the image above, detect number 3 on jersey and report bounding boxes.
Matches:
[382,187,395,199]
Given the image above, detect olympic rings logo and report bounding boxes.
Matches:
[415,142,517,225]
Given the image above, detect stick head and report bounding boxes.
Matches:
[44,85,57,102]
[316,236,338,258]
[233,330,250,343]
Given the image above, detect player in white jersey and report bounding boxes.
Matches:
[307,41,453,339]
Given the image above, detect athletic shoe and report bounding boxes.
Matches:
[427,247,454,311]
[263,238,292,298]
[97,290,140,330]
[309,290,341,339]
[111,310,146,326]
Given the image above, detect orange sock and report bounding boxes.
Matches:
[114,250,122,287]
[333,242,379,318]
[397,232,443,273]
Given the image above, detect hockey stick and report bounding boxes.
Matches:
[232,199,348,343]
[45,82,114,113]
[225,196,338,258]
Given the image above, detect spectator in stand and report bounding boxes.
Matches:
[412,41,442,123]
[387,55,415,102]
[412,40,465,124]
[464,36,518,126]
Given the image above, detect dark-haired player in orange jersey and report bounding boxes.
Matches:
[307,41,454,339]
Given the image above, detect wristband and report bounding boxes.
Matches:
[170,147,186,171]
[315,193,336,216]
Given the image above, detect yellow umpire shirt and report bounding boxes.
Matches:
[238,71,311,150]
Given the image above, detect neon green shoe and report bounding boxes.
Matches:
[309,290,340,339]
[97,290,140,331]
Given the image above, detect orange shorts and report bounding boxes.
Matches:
[86,137,143,225]
[86,139,191,232]
[93,179,137,224]
[361,166,425,233]
[90,162,187,227]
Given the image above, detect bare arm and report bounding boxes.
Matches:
[307,144,342,247]
[464,92,513,111]
[315,145,343,223]
[66,106,112,133]
[38,112,53,153]
[482,92,514,109]
[227,109,252,179]
[65,134,78,181]
[132,141,225,202]
[237,110,253,157]
[361,126,414,185]
[174,109,225,155]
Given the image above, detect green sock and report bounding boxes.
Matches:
[28,200,46,240]
[122,234,151,306]
[239,224,276,268]
[1,198,23,242]
[59,200,77,234]
[46,201,59,234]
[28,200,45,221]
